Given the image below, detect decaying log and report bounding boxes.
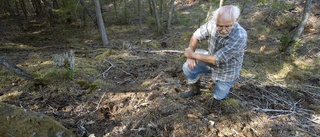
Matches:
[0,56,31,79]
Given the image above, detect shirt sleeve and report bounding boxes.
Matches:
[215,30,247,64]
[193,19,216,41]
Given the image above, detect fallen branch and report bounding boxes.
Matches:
[95,92,106,111]
[253,107,293,113]
[136,49,184,54]
[303,84,320,89]
[0,56,31,79]
[101,60,133,78]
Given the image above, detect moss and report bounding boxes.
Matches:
[0,103,74,137]
[94,49,118,60]
[93,79,108,87]
[221,98,240,113]
[76,80,97,91]
[140,40,161,49]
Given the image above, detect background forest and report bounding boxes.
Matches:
[0,0,319,137]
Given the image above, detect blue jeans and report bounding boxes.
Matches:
[182,61,235,100]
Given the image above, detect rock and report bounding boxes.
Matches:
[0,103,74,137]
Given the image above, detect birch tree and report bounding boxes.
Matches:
[151,0,160,32]
[286,0,312,55]
[167,0,174,30]
[93,0,109,46]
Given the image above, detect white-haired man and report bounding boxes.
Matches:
[181,5,247,100]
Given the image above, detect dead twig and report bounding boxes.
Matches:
[102,60,115,78]
[95,92,106,111]
[303,84,320,89]
[253,107,293,113]
[136,49,184,54]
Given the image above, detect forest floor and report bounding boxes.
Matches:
[0,0,320,137]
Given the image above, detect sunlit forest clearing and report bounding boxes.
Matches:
[0,0,319,136]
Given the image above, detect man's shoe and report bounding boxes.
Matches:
[180,81,201,98]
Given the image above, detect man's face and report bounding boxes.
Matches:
[216,17,234,37]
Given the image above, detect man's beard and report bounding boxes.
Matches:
[218,32,230,37]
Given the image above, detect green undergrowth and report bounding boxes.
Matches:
[0,103,74,137]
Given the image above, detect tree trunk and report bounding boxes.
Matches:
[219,0,224,7]
[286,0,312,54]
[151,0,160,32]
[5,0,15,16]
[0,56,31,80]
[92,0,109,46]
[113,0,118,20]
[167,0,174,30]
[148,0,153,16]
[31,0,44,17]
[138,0,142,26]
[124,0,129,23]
[52,0,59,9]
[79,0,97,26]
[19,0,28,20]
[160,0,163,25]
[15,1,20,16]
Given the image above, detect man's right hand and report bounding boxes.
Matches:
[186,58,198,70]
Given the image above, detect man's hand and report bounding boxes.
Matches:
[186,58,197,70]
[184,47,194,58]
[185,47,197,69]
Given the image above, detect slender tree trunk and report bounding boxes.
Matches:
[151,0,160,32]
[15,1,20,16]
[205,5,213,22]
[205,0,222,22]
[167,0,174,30]
[219,0,224,7]
[124,0,129,23]
[113,0,118,20]
[286,0,312,54]
[93,0,109,46]
[31,0,43,17]
[19,0,28,20]
[52,0,59,9]
[79,0,97,26]
[4,1,15,16]
[160,0,163,25]
[138,0,142,26]
[148,0,153,16]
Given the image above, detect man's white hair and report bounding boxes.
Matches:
[212,5,240,22]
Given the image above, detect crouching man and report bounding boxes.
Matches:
[181,5,247,101]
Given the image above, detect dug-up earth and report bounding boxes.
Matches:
[0,0,320,137]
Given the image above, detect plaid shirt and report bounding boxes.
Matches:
[193,19,247,82]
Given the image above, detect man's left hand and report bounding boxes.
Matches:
[184,48,194,59]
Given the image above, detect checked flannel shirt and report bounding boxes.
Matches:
[193,19,247,82]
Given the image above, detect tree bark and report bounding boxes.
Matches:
[167,0,174,30]
[0,56,31,79]
[286,0,312,54]
[151,0,160,32]
[79,0,97,26]
[19,0,28,20]
[138,0,142,26]
[92,0,109,46]
[148,0,153,16]
[52,0,59,9]
[113,0,118,20]
[4,0,15,16]
[219,0,224,7]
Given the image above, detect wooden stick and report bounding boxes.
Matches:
[303,84,320,89]
[0,56,31,79]
[94,92,106,112]
[136,49,184,54]
[253,107,293,113]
